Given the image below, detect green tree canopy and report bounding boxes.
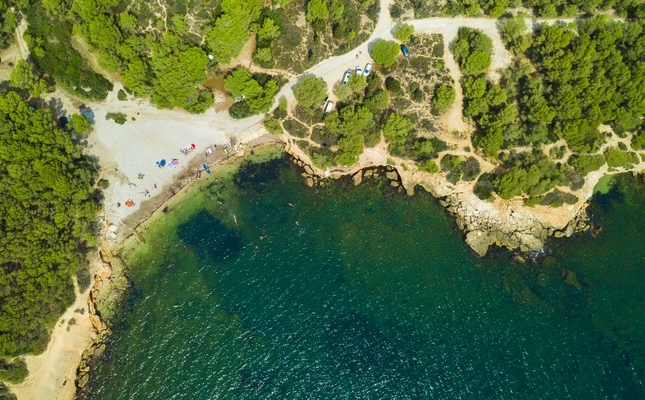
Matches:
[225,68,280,115]
[206,0,262,64]
[452,27,492,74]
[306,0,329,22]
[393,23,415,42]
[432,85,456,112]
[369,40,400,68]
[150,35,213,113]
[383,112,414,142]
[0,92,99,357]
[9,60,48,98]
[499,13,532,56]
[70,113,91,136]
[293,75,328,109]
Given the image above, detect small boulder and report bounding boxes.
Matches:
[352,170,363,186]
[386,171,398,180]
[304,165,314,175]
[306,177,314,187]
[77,373,90,389]
[465,231,490,257]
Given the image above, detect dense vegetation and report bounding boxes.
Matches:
[452,27,492,75]
[394,0,643,18]
[0,1,16,49]
[21,1,113,100]
[0,92,99,358]
[0,358,27,384]
[9,59,48,98]
[14,0,378,112]
[224,67,282,118]
[457,16,645,202]
[369,40,401,68]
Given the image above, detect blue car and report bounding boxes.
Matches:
[400,44,410,57]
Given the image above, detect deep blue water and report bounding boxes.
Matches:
[85,153,645,399]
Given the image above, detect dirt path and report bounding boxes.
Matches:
[7,279,95,400]
[14,18,29,59]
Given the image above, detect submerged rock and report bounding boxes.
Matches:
[562,268,583,290]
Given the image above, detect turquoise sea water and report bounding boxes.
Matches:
[85,153,645,399]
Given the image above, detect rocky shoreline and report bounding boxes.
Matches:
[71,143,600,397]
[287,149,597,258]
[74,248,129,396]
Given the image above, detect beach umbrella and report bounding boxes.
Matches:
[160,159,166,167]
[191,143,196,149]
[155,161,160,167]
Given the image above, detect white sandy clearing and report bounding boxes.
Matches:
[45,83,268,226]
[6,279,93,400]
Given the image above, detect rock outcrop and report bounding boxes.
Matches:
[75,246,129,394]
[284,148,595,257]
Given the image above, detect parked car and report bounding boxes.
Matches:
[400,44,410,57]
[355,66,362,75]
[324,100,335,114]
[342,70,352,85]
[363,63,372,76]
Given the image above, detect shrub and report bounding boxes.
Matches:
[432,84,456,112]
[418,159,439,173]
[97,178,109,189]
[474,173,494,200]
[0,358,28,384]
[311,125,340,146]
[631,132,645,150]
[385,76,401,92]
[117,89,127,101]
[309,146,336,169]
[440,154,462,173]
[568,154,606,175]
[294,105,324,125]
[228,102,254,119]
[393,23,414,42]
[264,117,283,135]
[283,118,309,138]
[604,147,639,169]
[461,157,481,181]
[389,3,404,18]
[105,112,127,125]
[540,189,579,207]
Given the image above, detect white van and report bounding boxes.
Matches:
[324,100,335,114]
[342,70,351,85]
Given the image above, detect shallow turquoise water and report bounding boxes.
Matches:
[86,156,645,399]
